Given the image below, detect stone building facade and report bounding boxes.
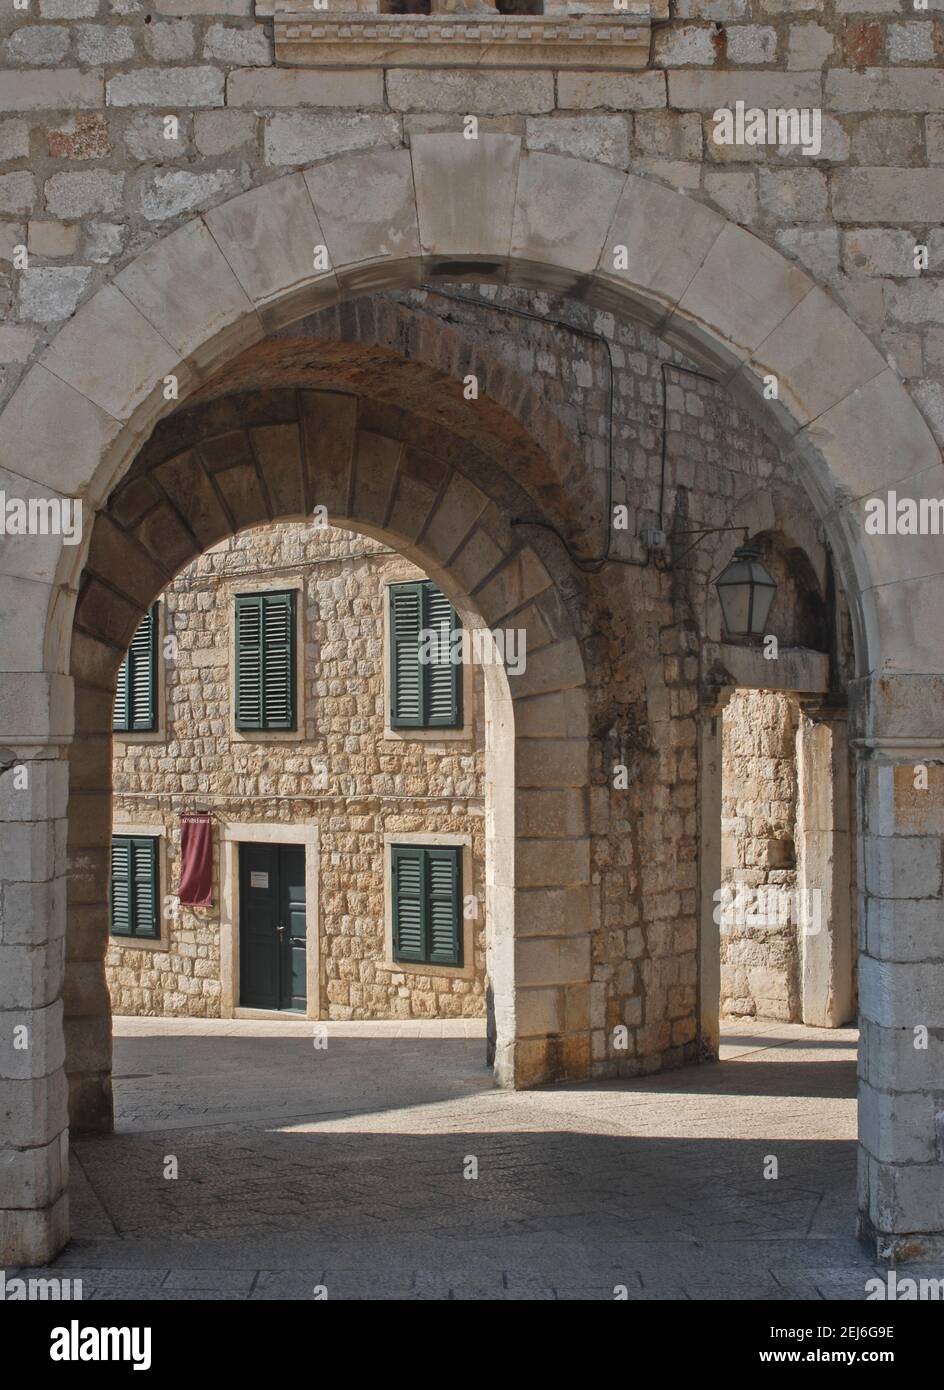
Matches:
[108,522,488,1020]
[2,0,944,1267]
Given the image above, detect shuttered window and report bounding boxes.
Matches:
[235,590,297,731]
[113,605,157,733]
[110,835,159,939]
[389,580,462,729]
[392,844,462,967]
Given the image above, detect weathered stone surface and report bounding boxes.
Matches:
[826,67,944,113]
[832,168,944,222]
[412,133,519,258]
[16,267,91,324]
[0,119,29,160]
[264,112,400,168]
[787,21,834,69]
[668,70,821,110]
[203,22,272,66]
[122,111,193,161]
[0,325,37,363]
[304,148,419,270]
[388,69,553,115]
[40,283,179,420]
[227,68,381,109]
[144,20,195,60]
[525,115,630,168]
[203,173,329,314]
[106,66,224,108]
[137,168,238,221]
[76,24,136,65]
[727,24,778,64]
[705,170,757,223]
[114,218,256,361]
[47,113,110,160]
[758,168,828,221]
[843,228,919,277]
[39,0,99,13]
[512,152,625,273]
[84,220,127,263]
[633,110,701,159]
[0,171,36,214]
[6,27,70,66]
[28,221,80,259]
[0,69,102,110]
[653,24,719,66]
[193,109,255,156]
[557,71,666,111]
[44,170,124,218]
[775,226,840,282]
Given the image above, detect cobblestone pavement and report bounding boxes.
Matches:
[18,1018,944,1300]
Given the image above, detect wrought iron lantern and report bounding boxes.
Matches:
[713,542,777,639]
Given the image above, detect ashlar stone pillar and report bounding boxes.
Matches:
[796,702,855,1028]
[0,737,71,1265]
[853,674,944,1261]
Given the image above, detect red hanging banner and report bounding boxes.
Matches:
[178,812,213,907]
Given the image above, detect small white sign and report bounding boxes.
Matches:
[250,871,269,889]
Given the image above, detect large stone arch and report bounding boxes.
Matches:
[2,135,943,1264]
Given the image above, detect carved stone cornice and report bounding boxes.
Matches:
[255,3,659,69]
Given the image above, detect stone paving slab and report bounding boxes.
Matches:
[19,1021,942,1301]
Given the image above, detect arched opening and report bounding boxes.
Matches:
[3,137,942,1269]
[66,378,593,1146]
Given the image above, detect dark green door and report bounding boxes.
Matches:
[239,843,307,1012]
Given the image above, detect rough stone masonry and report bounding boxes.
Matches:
[1,0,943,1269]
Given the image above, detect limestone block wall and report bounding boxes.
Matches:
[720,688,800,1022]
[107,522,487,1019]
[1,3,943,440]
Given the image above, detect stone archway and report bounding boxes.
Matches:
[67,385,592,1142]
[2,135,943,1264]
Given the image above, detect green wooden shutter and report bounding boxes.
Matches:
[113,605,157,732]
[389,581,461,730]
[111,835,159,939]
[426,845,462,966]
[392,845,425,961]
[423,583,461,728]
[110,836,133,936]
[235,590,296,731]
[392,844,462,967]
[131,836,159,939]
[390,582,423,728]
[235,594,263,730]
[262,590,295,730]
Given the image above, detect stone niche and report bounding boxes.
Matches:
[255,0,665,68]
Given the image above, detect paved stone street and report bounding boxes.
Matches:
[12,1016,939,1300]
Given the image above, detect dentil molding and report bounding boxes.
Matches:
[254,0,664,69]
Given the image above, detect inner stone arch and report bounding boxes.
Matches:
[66,384,593,1137]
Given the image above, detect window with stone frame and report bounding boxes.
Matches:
[113,604,158,734]
[391,843,463,967]
[110,835,160,940]
[388,579,462,730]
[234,589,297,732]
